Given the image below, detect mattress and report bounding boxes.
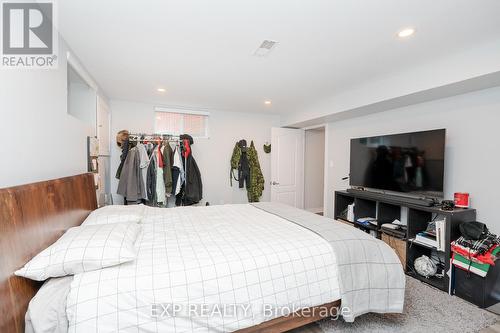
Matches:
[27,203,404,332]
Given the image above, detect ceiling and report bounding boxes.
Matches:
[58,0,500,114]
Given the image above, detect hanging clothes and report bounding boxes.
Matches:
[237,140,250,189]
[230,142,241,186]
[229,140,250,189]
[155,145,166,204]
[117,147,144,202]
[162,142,174,196]
[115,138,130,179]
[156,168,166,204]
[146,147,158,203]
[115,132,202,208]
[176,135,202,206]
[183,155,202,205]
[172,146,184,196]
[229,139,264,202]
[136,143,149,200]
[247,141,264,202]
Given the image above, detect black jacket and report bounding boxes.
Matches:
[115,139,129,179]
[146,151,157,203]
[183,154,203,205]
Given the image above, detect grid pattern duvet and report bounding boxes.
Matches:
[252,202,405,322]
[66,204,342,332]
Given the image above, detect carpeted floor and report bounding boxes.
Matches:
[312,276,498,333]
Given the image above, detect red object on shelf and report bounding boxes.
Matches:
[454,192,470,208]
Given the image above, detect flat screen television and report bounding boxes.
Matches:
[349,129,445,198]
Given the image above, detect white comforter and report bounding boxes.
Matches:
[253,202,405,322]
[66,204,342,332]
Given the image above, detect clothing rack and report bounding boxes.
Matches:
[126,132,189,207]
[128,133,181,143]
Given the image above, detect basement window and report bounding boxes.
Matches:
[154,107,209,138]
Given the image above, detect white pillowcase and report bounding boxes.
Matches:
[15,223,141,281]
[82,204,145,226]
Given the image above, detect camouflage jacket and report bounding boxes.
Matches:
[230,140,264,202]
[247,141,264,202]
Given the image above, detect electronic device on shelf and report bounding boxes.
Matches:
[441,200,455,211]
[349,129,446,203]
[346,188,436,207]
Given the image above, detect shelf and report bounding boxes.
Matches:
[408,238,438,251]
[335,190,476,216]
[406,270,446,290]
[337,215,380,236]
[336,217,354,225]
[356,222,379,231]
[381,230,406,240]
[378,202,401,225]
[334,190,476,293]
[354,198,377,222]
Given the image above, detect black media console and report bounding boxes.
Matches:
[334,190,476,292]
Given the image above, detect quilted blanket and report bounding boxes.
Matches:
[66,203,404,332]
[66,204,341,332]
[252,202,405,322]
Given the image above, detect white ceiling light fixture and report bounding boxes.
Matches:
[254,40,278,57]
[264,100,272,105]
[397,27,415,38]
[157,87,166,93]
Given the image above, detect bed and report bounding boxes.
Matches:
[0,173,405,332]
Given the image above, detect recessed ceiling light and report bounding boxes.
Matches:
[264,100,272,105]
[157,88,166,93]
[397,28,415,38]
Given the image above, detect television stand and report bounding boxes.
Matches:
[346,188,435,207]
[334,190,476,293]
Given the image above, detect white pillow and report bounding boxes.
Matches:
[82,204,145,226]
[15,223,141,281]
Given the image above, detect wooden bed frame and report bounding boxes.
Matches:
[0,173,340,333]
[0,174,97,332]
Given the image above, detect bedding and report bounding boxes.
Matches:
[16,222,141,281]
[82,204,145,226]
[252,202,406,322]
[26,203,405,332]
[66,204,341,332]
[25,276,73,333]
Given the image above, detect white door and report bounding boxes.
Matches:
[271,127,305,208]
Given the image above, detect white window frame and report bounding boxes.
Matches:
[154,106,210,139]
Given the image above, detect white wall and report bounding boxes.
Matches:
[283,38,500,126]
[304,128,325,212]
[0,37,102,188]
[110,100,280,205]
[325,86,500,234]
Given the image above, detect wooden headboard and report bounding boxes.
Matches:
[0,173,97,333]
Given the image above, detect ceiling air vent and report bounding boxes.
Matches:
[254,40,278,57]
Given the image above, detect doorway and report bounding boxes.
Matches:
[304,126,325,215]
[270,127,305,208]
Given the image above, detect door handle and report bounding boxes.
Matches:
[271,181,280,185]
